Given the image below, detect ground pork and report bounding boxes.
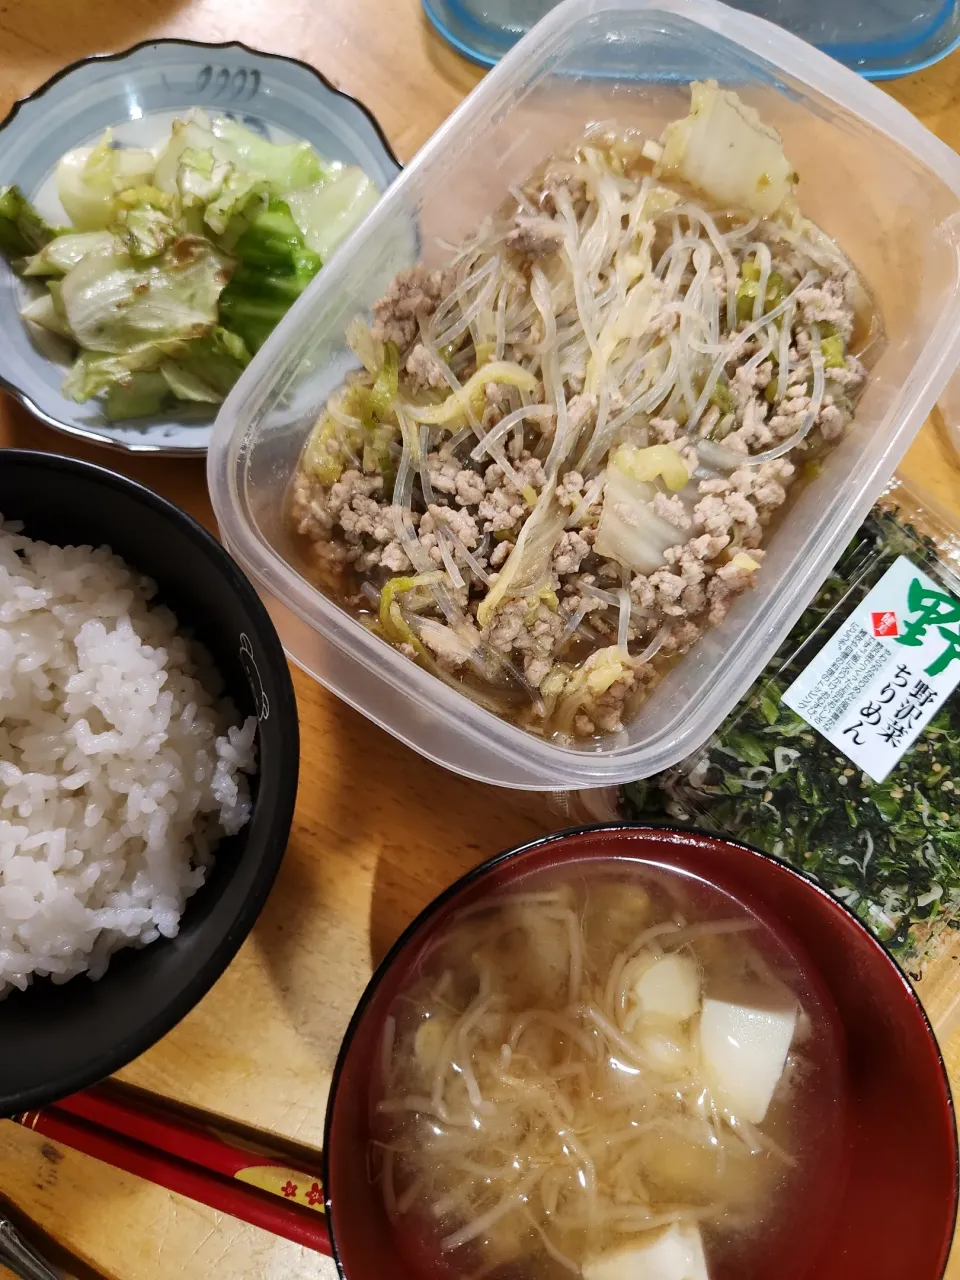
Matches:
[796,272,854,340]
[574,682,633,736]
[649,416,679,443]
[486,599,567,690]
[557,470,585,509]
[478,455,546,534]
[828,356,867,392]
[552,530,591,576]
[405,343,447,393]
[706,557,763,626]
[693,491,759,538]
[490,539,513,568]
[292,469,420,575]
[428,453,487,506]
[697,460,794,519]
[538,169,589,218]
[506,214,565,258]
[556,470,605,525]
[659,620,702,657]
[731,361,770,411]
[737,395,774,449]
[818,401,847,442]
[417,505,481,568]
[652,491,691,533]
[371,266,451,350]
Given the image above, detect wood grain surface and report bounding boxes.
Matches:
[1,2,960,1275]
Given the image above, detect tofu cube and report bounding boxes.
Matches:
[699,997,797,1124]
[583,1224,709,1280]
[633,954,701,1021]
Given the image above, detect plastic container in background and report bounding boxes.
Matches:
[421,0,960,78]
[209,0,960,791]
[936,369,960,465]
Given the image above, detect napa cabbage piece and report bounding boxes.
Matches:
[378,573,444,657]
[613,442,689,492]
[594,446,691,574]
[301,412,359,486]
[476,494,567,629]
[656,80,798,219]
[301,340,400,489]
[59,238,231,353]
[346,315,385,375]
[56,132,156,230]
[405,361,539,426]
[546,646,638,738]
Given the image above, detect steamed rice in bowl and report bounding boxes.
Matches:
[0,516,257,994]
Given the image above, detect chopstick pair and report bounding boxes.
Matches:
[10,1083,332,1256]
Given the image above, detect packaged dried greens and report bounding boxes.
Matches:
[616,480,960,981]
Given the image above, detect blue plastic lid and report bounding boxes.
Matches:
[422,0,960,79]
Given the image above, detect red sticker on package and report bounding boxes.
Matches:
[870,610,899,638]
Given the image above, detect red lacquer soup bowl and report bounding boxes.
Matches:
[321,825,958,1280]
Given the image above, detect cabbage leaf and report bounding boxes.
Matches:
[59,237,231,353]
[656,80,798,219]
[285,166,379,260]
[0,185,58,261]
[594,451,687,573]
[56,132,156,230]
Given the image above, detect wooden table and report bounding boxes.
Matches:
[1,2,960,1275]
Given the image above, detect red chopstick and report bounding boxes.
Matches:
[12,1090,332,1256]
[57,1083,326,1202]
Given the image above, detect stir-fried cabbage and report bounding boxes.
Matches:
[21,287,72,339]
[0,110,381,419]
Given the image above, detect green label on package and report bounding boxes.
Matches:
[782,555,960,783]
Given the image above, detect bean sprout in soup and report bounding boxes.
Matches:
[370,863,845,1280]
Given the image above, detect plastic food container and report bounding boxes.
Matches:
[208,0,960,790]
[421,0,960,80]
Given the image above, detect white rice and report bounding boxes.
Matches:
[0,518,257,994]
